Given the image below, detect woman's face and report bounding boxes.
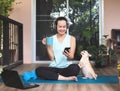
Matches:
[56,20,67,35]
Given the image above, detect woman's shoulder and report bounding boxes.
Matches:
[52,34,57,38]
[69,34,76,41]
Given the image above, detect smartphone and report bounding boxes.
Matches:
[64,47,70,52]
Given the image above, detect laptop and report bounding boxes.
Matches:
[1,69,39,89]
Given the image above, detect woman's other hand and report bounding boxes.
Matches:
[42,38,46,45]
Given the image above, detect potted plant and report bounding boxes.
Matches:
[108,48,117,65]
[91,44,117,68]
[117,63,120,84]
[86,45,108,68]
[117,63,120,76]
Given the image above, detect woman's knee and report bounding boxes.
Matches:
[68,64,80,75]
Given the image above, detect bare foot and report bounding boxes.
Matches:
[93,74,97,80]
[67,76,78,81]
[58,75,78,81]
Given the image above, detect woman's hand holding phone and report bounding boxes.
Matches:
[63,47,71,58]
[64,47,70,53]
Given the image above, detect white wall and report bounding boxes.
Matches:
[104,0,120,38]
[10,0,32,63]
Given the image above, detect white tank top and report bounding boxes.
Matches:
[49,34,72,68]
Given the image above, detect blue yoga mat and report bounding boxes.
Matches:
[23,75,119,84]
[0,75,119,84]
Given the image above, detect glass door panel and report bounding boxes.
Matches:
[36,0,99,61]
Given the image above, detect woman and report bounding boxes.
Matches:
[23,17,80,81]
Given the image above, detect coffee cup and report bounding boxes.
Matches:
[46,37,53,45]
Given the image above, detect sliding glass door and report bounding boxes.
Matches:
[36,0,99,61]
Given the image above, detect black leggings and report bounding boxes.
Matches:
[35,64,80,80]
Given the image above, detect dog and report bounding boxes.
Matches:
[78,50,97,80]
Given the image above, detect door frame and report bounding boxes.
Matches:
[31,0,104,63]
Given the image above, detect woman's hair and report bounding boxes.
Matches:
[54,17,69,29]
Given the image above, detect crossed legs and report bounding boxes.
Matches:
[35,64,80,81]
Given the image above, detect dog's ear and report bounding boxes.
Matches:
[88,53,92,57]
[80,50,85,56]
[85,50,92,57]
[80,51,84,56]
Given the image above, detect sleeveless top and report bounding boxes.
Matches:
[49,34,72,68]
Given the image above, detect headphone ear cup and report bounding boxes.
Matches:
[52,21,56,30]
[67,22,69,29]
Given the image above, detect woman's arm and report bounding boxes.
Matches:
[46,45,55,61]
[63,36,76,60]
[42,38,55,60]
[70,36,76,59]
